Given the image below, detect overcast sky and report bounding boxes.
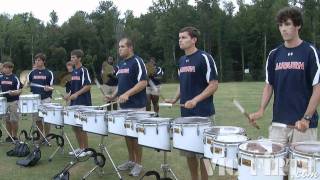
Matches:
[0,0,246,25]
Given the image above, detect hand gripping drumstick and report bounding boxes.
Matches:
[232,99,260,129]
[0,90,20,95]
[30,83,54,90]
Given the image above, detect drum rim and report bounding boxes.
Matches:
[289,141,320,158]
[213,134,248,144]
[109,110,134,115]
[204,126,246,135]
[239,140,286,156]
[127,111,156,115]
[20,94,40,98]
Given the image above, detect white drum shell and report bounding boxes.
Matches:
[18,94,40,113]
[289,142,320,180]
[137,121,171,151]
[63,105,85,127]
[238,140,287,180]
[0,97,7,115]
[43,106,64,126]
[173,118,211,154]
[81,110,107,135]
[107,110,133,136]
[210,135,248,169]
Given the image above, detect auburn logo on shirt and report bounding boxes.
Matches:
[180,66,196,73]
[275,61,304,71]
[118,68,130,74]
[1,81,12,85]
[34,75,47,80]
[72,76,81,80]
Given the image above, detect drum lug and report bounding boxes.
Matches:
[197,125,200,136]
[156,124,159,135]
[210,146,213,154]
[224,147,227,158]
[181,126,184,136]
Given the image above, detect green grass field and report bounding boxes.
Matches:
[0,82,318,180]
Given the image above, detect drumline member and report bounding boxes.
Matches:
[101,56,118,110]
[64,61,73,105]
[28,53,54,143]
[146,57,164,117]
[0,62,22,142]
[106,37,147,177]
[249,7,320,145]
[166,26,218,180]
[65,49,92,157]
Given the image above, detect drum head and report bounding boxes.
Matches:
[138,117,172,124]
[291,142,320,157]
[239,140,285,155]
[215,134,248,143]
[21,94,40,98]
[81,109,106,115]
[110,109,134,115]
[66,105,86,110]
[205,126,245,135]
[174,117,210,124]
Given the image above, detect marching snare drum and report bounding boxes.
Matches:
[38,103,60,117]
[289,141,320,180]
[42,104,64,126]
[74,106,102,125]
[80,109,108,136]
[238,139,287,180]
[0,97,7,115]
[211,134,248,170]
[204,126,246,159]
[18,94,40,113]
[173,117,211,154]
[107,110,134,136]
[125,111,155,138]
[137,117,172,151]
[63,105,86,127]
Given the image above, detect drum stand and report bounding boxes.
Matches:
[1,121,15,143]
[82,136,122,180]
[161,151,178,180]
[28,115,51,146]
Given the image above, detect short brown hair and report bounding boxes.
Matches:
[66,61,73,66]
[71,49,84,58]
[34,53,46,61]
[120,37,134,48]
[276,7,303,27]
[3,61,14,69]
[179,26,201,39]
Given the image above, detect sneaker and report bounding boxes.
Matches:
[129,164,143,177]
[117,161,135,171]
[76,151,88,158]
[68,148,81,156]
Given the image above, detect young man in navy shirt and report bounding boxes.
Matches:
[146,57,164,117]
[167,26,218,180]
[249,7,320,145]
[65,49,92,157]
[107,37,147,177]
[28,53,54,142]
[0,62,22,142]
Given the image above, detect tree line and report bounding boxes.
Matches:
[0,0,319,83]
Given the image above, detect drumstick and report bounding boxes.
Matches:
[30,83,54,90]
[99,101,117,108]
[232,99,260,129]
[159,102,185,108]
[0,90,20,95]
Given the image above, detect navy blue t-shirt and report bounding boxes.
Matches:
[70,66,92,106]
[266,41,320,128]
[28,69,54,100]
[178,50,218,117]
[148,66,164,86]
[0,74,22,102]
[117,55,147,109]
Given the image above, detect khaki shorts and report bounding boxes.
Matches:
[101,85,117,96]
[4,101,20,122]
[32,97,51,122]
[146,85,161,96]
[268,123,317,144]
[180,116,215,158]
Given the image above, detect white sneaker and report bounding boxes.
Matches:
[129,164,143,177]
[117,161,135,171]
[68,148,81,156]
[77,151,88,158]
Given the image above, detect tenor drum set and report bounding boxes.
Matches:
[1,94,320,179]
